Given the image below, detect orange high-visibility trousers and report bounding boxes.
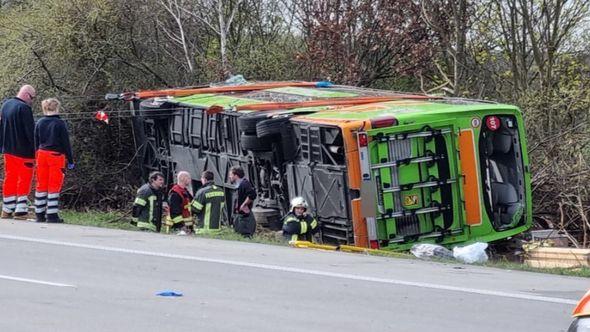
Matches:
[2,154,34,214]
[34,150,65,216]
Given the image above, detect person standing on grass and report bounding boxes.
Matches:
[228,166,256,237]
[132,171,168,232]
[166,171,194,235]
[33,98,74,223]
[0,85,36,219]
[191,170,225,233]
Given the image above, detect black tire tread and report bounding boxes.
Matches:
[240,132,272,151]
[256,117,291,138]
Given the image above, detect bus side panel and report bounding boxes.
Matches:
[458,129,483,226]
[340,123,368,247]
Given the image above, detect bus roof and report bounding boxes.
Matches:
[157,82,518,121]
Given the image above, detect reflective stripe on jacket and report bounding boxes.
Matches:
[132,183,165,232]
[282,212,318,241]
[191,181,225,230]
[169,184,194,227]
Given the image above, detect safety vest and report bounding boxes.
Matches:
[164,185,193,233]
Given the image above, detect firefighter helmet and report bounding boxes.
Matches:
[290,196,308,212]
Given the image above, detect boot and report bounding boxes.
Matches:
[35,213,46,223]
[46,213,64,223]
[1,211,13,219]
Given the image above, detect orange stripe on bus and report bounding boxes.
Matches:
[236,96,405,111]
[339,121,368,247]
[135,81,319,99]
[350,199,368,248]
[458,129,482,226]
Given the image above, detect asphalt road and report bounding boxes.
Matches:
[0,219,587,332]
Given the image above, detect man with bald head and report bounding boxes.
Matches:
[0,85,36,219]
[166,171,194,234]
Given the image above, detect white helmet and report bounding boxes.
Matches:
[290,196,308,212]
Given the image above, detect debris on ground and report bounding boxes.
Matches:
[453,242,489,264]
[156,291,183,297]
[410,243,454,260]
[524,244,590,268]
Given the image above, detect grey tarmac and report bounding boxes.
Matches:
[0,219,586,332]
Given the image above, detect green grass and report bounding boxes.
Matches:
[483,259,590,278]
[60,210,590,277]
[61,209,287,245]
[192,227,287,246]
[61,210,137,231]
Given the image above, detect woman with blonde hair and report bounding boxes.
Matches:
[34,98,74,223]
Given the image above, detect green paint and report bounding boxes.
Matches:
[172,93,264,107]
[163,86,531,251]
[267,87,358,98]
[367,115,531,251]
[302,101,518,121]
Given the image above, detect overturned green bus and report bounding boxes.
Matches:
[108,81,532,250]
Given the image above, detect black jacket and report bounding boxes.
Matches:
[233,178,256,215]
[0,97,35,158]
[132,183,167,232]
[192,181,225,229]
[35,115,74,164]
[282,212,319,241]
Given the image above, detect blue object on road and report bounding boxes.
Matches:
[156,291,183,297]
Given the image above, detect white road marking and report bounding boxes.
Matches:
[0,234,578,305]
[0,274,75,288]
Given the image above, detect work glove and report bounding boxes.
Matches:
[67,163,75,170]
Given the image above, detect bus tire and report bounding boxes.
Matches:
[237,112,270,134]
[240,133,272,151]
[256,116,291,138]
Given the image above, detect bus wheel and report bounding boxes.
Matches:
[240,133,272,151]
[256,116,291,138]
[237,112,271,134]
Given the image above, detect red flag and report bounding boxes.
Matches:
[95,110,109,124]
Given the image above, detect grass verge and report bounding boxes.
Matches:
[483,260,590,278]
[61,210,590,277]
[61,210,137,231]
[61,209,286,245]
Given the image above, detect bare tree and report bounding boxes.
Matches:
[520,0,589,90]
[421,0,470,96]
[491,0,589,94]
[182,0,245,76]
[296,0,435,86]
[157,0,197,73]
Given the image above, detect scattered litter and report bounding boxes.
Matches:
[410,243,454,260]
[224,74,247,85]
[156,291,183,297]
[453,242,489,264]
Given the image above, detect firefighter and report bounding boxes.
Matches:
[132,171,168,232]
[228,166,256,237]
[282,197,319,242]
[166,171,194,235]
[33,98,74,223]
[191,170,225,232]
[0,85,36,219]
